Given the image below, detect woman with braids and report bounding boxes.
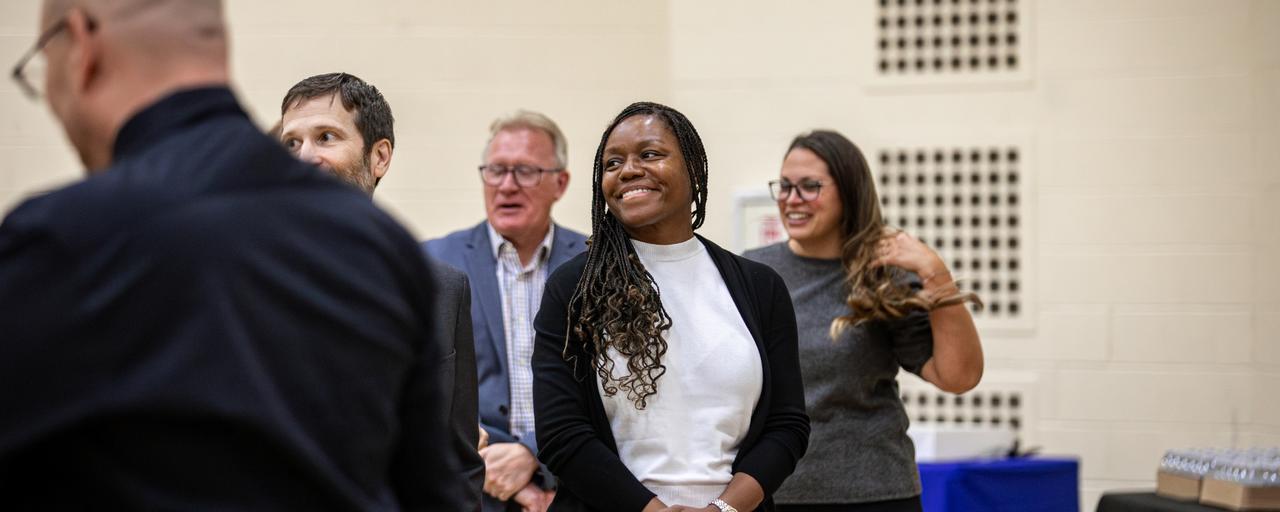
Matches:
[531,102,809,512]
[742,130,984,512]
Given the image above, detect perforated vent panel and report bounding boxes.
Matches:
[871,0,1032,89]
[875,146,1029,326]
[898,371,1040,447]
[877,0,1022,74]
[902,387,1024,430]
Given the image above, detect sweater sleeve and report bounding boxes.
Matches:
[886,270,935,375]
[532,262,656,511]
[732,265,811,497]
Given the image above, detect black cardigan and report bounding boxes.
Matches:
[532,236,810,512]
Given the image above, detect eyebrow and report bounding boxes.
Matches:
[286,122,350,137]
[782,176,825,183]
[604,138,669,155]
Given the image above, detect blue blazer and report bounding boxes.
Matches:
[424,221,586,505]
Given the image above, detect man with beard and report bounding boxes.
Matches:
[279,72,392,195]
[278,71,486,509]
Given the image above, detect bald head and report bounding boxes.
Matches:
[45,0,227,65]
[45,0,222,24]
[38,0,231,171]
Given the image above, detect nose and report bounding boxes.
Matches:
[619,157,644,180]
[495,169,521,192]
[784,186,806,206]
[297,140,323,167]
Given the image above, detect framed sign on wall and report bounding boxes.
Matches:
[733,189,785,253]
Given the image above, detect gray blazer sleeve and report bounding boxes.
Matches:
[428,259,485,510]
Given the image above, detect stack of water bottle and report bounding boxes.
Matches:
[1157,447,1280,510]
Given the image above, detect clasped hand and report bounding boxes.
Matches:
[480,442,540,502]
[644,497,719,512]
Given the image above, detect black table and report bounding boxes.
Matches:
[1097,492,1226,512]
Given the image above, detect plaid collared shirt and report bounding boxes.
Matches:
[487,223,554,439]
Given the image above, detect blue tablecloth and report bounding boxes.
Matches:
[919,457,1079,512]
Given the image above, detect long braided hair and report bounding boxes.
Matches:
[564,102,708,409]
[786,131,981,337]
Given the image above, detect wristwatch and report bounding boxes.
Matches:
[709,498,738,512]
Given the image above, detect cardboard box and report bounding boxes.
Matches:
[1156,470,1201,501]
[1199,477,1280,511]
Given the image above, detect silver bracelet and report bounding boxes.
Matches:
[709,498,738,512]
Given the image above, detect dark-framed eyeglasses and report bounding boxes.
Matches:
[11,15,96,101]
[769,179,824,202]
[479,164,562,188]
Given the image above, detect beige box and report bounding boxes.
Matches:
[1156,470,1202,501]
[1199,478,1280,511]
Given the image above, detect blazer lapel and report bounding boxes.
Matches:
[466,224,509,375]
[548,224,583,270]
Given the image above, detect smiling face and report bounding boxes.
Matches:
[778,147,844,249]
[600,115,694,245]
[281,93,387,194]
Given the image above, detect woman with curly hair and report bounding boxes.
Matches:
[743,130,984,512]
[532,102,810,512]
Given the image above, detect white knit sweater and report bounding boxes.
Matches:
[597,237,763,508]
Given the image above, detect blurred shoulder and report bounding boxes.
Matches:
[423,255,469,292]
[741,241,791,267]
[422,222,485,257]
[553,223,587,244]
[546,250,588,290]
[0,170,158,252]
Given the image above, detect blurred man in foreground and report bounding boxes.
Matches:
[0,2,462,509]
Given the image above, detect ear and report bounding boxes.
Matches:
[551,168,570,200]
[64,8,100,96]
[369,139,393,179]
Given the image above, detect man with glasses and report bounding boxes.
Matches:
[425,110,585,512]
[0,1,463,509]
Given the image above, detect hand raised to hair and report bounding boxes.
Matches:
[871,228,947,279]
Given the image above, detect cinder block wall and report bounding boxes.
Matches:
[665,1,1278,508]
[2,1,1277,510]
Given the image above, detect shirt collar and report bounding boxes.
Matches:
[112,86,246,163]
[486,222,555,264]
[631,236,702,262]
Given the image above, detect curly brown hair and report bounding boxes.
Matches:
[783,131,981,338]
[565,102,708,409]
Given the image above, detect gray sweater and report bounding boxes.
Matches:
[743,242,933,504]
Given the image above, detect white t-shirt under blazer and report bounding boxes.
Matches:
[597,236,764,508]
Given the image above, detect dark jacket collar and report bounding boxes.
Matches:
[112,86,245,162]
